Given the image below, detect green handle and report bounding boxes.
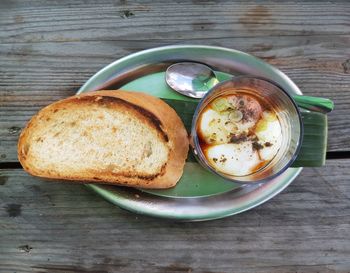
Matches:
[292,95,334,113]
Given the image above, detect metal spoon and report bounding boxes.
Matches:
[166,62,334,113]
[165,62,219,98]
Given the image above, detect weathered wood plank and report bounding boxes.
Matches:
[0,159,349,272]
[1,1,350,272]
[0,1,349,162]
[1,1,350,41]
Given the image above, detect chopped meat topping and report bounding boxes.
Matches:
[252,141,264,151]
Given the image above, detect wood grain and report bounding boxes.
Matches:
[1,2,350,272]
[0,1,350,161]
[0,159,349,273]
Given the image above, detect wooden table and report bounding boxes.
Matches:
[1,1,349,272]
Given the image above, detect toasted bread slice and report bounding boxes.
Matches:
[18,91,189,189]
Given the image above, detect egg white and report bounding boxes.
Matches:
[199,109,230,144]
[255,112,282,161]
[206,143,260,176]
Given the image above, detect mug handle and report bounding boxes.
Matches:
[292,95,334,114]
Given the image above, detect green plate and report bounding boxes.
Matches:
[78,45,303,221]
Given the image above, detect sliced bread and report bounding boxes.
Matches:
[18,90,189,189]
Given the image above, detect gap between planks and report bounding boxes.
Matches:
[1,151,350,170]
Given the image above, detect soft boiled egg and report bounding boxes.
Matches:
[227,94,262,131]
[255,111,282,161]
[205,143,260,176]
[197,93,283,177]
[198,109,230,144]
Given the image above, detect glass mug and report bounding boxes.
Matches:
[190,76,303,184]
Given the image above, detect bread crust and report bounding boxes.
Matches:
[18,90,189,189]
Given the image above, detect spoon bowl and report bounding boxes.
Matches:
[166,62,218,98]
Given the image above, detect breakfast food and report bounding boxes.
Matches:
[18,91,189,189]
[197,93,282,176]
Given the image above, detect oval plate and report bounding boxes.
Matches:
[78,45,302,221]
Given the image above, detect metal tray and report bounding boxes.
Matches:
[78,45,302,221]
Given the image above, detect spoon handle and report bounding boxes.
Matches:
[292,95,334,114]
